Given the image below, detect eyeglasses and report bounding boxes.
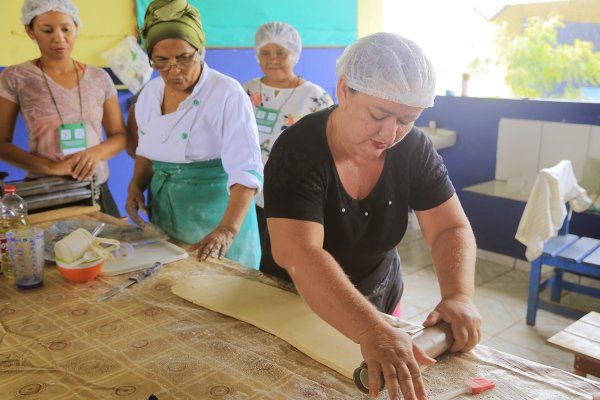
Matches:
[150,52,199,71]
[258,49,289,60]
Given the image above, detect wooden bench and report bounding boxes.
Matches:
[548,311,600,378]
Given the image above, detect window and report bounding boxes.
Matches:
[382,0,600,102]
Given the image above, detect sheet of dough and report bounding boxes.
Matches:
[172,275,363,378]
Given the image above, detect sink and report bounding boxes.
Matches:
[417,126,457,150]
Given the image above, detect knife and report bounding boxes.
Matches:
[96,262,163,302]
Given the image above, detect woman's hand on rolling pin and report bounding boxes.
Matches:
[422,293,481,353]
[125,185,148,226]
[187,225,236,262]
[359,323,435,400]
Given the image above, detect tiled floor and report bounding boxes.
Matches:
[397,228,600,381]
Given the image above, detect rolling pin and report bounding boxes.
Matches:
[353,321,454,393]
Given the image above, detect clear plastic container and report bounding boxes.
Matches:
[7,227,44,289]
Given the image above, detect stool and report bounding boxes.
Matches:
[548,311,600,378]
[526,232,600,326]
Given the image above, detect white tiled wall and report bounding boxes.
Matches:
[590,126,600,159]
[539,122,591,179]
[496,119,542,180]
[496,118,600,182]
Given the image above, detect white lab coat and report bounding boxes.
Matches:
[135,63,263,192]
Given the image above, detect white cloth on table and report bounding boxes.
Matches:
[516,160,592,261]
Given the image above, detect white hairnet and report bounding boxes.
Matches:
[254,22,302,65]
[336,32,436,108]
[21,0,81,27]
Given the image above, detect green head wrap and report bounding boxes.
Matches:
[141,0,205,56]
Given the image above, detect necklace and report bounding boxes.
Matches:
[259,76,301,112]
[39,59,83,124]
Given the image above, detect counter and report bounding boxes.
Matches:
[1,212,599,399]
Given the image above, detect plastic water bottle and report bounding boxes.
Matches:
[0,185,29,280]
[0,198,8,277]
[3,186,28,226]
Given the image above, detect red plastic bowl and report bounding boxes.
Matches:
[56,258,106,283]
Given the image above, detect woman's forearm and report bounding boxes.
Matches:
[129,156,154,191]
[0,142,55,175]
[431,226,477,300]
[290,247,384,343]
[90,132,127,160]
[125,109,138,159]
[418,195,477,300]
[268,218,385,343]
[218,184,256,235]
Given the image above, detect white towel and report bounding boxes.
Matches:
[515,160,592,261]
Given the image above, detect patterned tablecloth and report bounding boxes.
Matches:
[1,213,599,399]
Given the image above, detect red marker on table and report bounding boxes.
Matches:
[430,377,495,400]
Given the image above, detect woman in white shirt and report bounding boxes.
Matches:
[125,0,262,268]
[243,22,333,244]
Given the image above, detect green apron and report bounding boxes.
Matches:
[150,160,260,269]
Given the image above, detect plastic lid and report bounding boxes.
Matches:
[4,185,16,194]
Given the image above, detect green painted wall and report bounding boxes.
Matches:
[135,0,357,46]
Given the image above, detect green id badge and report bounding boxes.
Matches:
[255,106,279,135]
[59,123,87,155]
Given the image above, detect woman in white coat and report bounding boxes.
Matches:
[125,0,262,268]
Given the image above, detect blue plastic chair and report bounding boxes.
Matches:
[526,208,600,326]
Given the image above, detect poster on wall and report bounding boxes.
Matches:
[135,0,357,47]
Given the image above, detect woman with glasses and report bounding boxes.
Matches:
[0,0,127,217]
[125,0,262,268]
[242,22,333,245]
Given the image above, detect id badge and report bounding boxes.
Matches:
[255,106,279,135]
[59,123,88,155]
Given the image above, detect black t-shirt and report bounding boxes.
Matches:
[261,106,455,297]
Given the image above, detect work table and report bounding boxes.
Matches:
[0,212,599,399]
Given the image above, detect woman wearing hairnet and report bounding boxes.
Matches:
[242,22,333,243]
[125,0,262,268]
[0,0,127,216]
[261,33,481,399]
